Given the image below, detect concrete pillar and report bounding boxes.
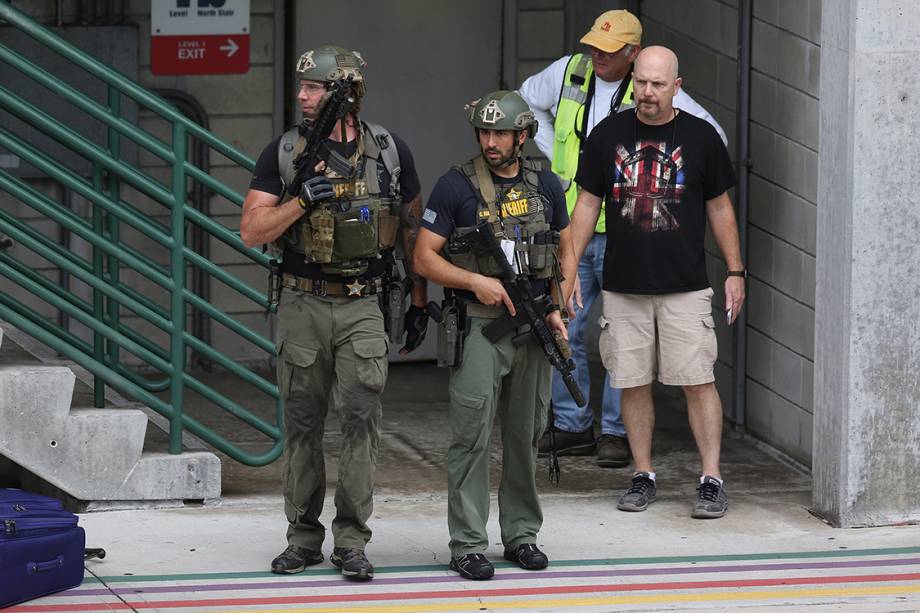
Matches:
[813,0,920,527]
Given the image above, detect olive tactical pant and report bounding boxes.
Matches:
[447,317,551,556]
[276,289,388,551]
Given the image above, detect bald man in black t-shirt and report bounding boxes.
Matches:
[566,46,746,520]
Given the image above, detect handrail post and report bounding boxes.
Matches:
[91,162,105,408]
[169,122,188,454]
[107,85,121,370]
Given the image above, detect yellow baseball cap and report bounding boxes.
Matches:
[579,10,642,53]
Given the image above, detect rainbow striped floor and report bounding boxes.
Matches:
[11,546,920,612]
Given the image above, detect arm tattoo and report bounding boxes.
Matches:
[400,194,424,282]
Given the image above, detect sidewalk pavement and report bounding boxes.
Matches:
[9,362,920,612]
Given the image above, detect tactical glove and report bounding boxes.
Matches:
[298,175,335,208]
[399,304,429,355]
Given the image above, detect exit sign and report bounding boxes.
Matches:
[151,0,250,75]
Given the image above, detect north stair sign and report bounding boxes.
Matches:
[151,0,250,75]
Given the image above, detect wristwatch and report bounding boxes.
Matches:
[727,269,747,278]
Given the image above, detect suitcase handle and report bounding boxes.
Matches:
[28,555,64,574]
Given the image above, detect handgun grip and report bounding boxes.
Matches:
[426,300,443,324]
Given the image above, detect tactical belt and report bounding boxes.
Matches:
[463,302,506,319]
[281,272,382,297]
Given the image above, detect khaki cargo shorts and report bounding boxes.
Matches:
[598,288,717,388]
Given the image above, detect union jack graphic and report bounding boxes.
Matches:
[611,140,685,232]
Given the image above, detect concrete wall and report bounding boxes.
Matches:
[641,0,820,466]
[514,0,568,90]
[813,0,920,527]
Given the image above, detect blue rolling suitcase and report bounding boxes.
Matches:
[0,489,86,609]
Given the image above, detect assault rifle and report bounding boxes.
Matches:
[466,222,586,407]
[286,75,357,197]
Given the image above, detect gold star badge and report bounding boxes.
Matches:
[506,188,521,201]
[346,280,366,296]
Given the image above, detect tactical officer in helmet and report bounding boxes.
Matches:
[240,45,427,581]
[414,91,574,580]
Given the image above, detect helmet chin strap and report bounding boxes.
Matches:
[490,139,523,170]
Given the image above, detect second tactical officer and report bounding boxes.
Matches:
[414,91,573,580]
[240,45,427,581]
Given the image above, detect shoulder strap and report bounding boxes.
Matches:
[523,157,542,172]
[522,157,542,191]
[362,121,401,198]
[559,53,592,105]
[455,158,500,224]
[277,127,304,192]
[471,156,501,221]
[577,59,596,146]
[363,122,400,176]
[610,68,633,114]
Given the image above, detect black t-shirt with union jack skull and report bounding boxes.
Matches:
[576,109,735,294]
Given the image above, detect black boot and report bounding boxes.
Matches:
[503,543,549,570]
[449,553,495,580]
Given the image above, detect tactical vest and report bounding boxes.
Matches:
[553,53,634,234]
[446,156,559,280]
[277,122,402,277]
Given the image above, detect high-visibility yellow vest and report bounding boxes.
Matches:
[552,54,633,234]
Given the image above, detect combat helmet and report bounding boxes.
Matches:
[466,90,538,138]
[295,45,367,97]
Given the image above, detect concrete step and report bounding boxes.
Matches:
[0,364,75,427]
[30,407,149,495]
[0,319,210,453]
[0,324,221,507]
[108,451,220,509]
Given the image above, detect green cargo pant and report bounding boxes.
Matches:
[275,288,388,551]
[447,317,551,556]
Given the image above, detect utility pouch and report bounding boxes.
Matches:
[334,206,379,261]
[432,299,465,368]
[477,223,508,277]
[266,259,281,311]
[377,209,399,249]
[530,230,559,276]
[385,278,407,343]
[308,208,335,263]
[445,228,480,274]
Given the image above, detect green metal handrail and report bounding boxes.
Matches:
[0,2,283,466]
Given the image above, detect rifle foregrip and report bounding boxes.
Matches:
[551,330,572,360]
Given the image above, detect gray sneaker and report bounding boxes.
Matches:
[692,476,728,519]
[330,547,374,581]
[616,472,657,511]
[270,545,323,574]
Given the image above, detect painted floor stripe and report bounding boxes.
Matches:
[80,545,920,584]
[11,571,920,612]
[203,584,920,613]
[60,555,920,597]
